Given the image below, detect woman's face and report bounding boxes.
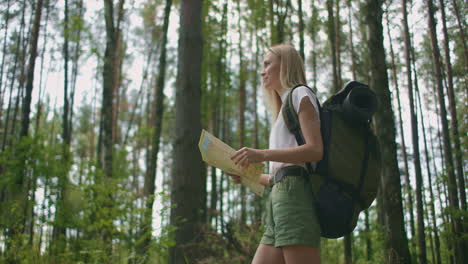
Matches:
[261,51,281,91]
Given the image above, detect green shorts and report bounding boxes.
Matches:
[260,170,321,248]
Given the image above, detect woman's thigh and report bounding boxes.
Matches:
[282,245,320,264]
[252,244,285,264]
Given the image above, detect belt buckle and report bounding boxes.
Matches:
[269,168,282,186]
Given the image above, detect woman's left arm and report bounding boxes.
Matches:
[231,97,323,167]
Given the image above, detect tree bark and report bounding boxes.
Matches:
[268,0,276,45]
[10,0,30,142]
[344,234,352,264]
[138,0,172,261]
[98,0,125,254]
[237,0,247,225]
[20,0,44,138]
[347,0,356,80]
[4,1,44,260]
[402,0,427,262]
[34,0,52,135]
[298,0,305,61]
[99,0,116,172]
[52,0,71,255]
[1,18,23,152]
[385,6,416,252]
[210,1,229,227]
[169,0,206,263]
[431,105,455,264]
[309,0,318,91]
[335,0,342,89]
[365,209,372,261]
[341,1,351,260]
[326,0,339,92]
[364,0,412,262]
[0,0,12,119]
[269,0,291,45]
[425,0,464,262]
[439,0,466,212]
[68,0,85,138]
[415,62,442,264]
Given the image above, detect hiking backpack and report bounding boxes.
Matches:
[282,81,381,239]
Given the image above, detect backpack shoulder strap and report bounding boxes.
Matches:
[281,84,321,173]
[282,84,321,138]
[282,85,304,139]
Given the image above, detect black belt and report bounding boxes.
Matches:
[269,166,308,186]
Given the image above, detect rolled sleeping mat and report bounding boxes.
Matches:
[342,86,378,123]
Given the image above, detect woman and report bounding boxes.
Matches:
[229,44,323,264]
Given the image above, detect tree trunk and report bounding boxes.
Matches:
[431,108,454,264]
[402,0,427,262]
[425,0,465,263]
[335,0,342,89]
[68,0,85,138]
[344,234,352,264]
[298,0,305,61]
[0,0,19,142]
[169,0,206,263]
[385,6,416,253]
[52,0,71,255]
[364,0,412,262]
[19,0,44,240]
[415,62,442,264]
[269,0,291,45]
[344,0,356,264]
[439,0,466,212]
[20,0,44,138]
[10,0,29,142]
[253,21,262,224]
[268,0,277,45]
[1,29,22,152]
[309,0,318,91]
[237,0,247,225]
[0,0,12,118]
[138,0,172,261]
[62,0,70,147]
[2,2,42,261]
[35,0,52,135]
[211,1,228,227]
[365,209,372,261]
[99,0,125,254]
[326,0,339,92]
[347,0,356,80]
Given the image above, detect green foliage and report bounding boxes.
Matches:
[0,135,65,263]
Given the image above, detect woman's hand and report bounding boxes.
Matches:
[231,147,266,168]
[226,173,241,184]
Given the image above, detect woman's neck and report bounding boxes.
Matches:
[274,85,286,98]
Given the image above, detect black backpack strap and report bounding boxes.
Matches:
[281,84,321,174]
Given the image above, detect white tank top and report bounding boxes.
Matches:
[268,85,320,176]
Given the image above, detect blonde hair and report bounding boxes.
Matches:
[262,44,307,122]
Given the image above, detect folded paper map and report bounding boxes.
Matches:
[198,130,265,196]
